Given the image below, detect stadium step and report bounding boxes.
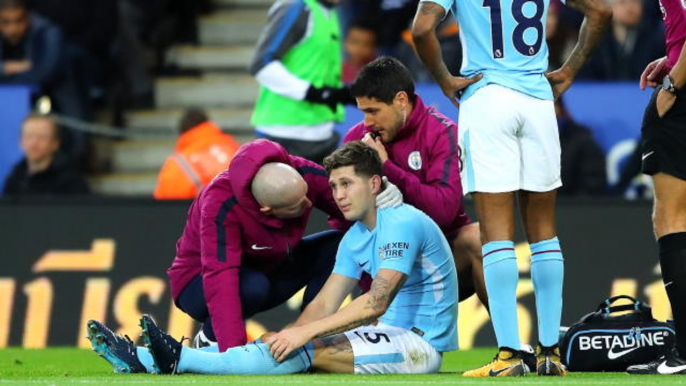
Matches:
[155,75,259,108]
[125,108,254,134]
[107,129,255,175]
[109,140,176,174]
[165,45,255,72]
[199,10,266,45]
[95,2,268,196]
[89,173,159,197]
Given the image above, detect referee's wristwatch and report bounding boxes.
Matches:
[662,75,677,94]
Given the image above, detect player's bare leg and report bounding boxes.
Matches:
[464,192,528,377]
[518,189,566,376]
[652,173,686,238]
[473,192,516,242]
[452,222,489,308]
[517,190,557,243]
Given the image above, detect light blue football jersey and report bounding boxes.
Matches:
[423,0,556,101]
[333,204,459,352]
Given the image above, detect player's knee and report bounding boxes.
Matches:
[454,223,483,261]
[524,221,558,243]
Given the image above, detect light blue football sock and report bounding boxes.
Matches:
[177,341,314,375]
[530,237,564,347]
[135,347,156,373]
[483,240,521,351]
[137,344,218,373]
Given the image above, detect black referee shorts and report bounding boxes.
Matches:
[641,87,686,181]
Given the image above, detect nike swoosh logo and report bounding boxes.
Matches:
[658,362,686,374]
[607,346,640,360]
[489,364,519,376]
[251,244,272,250]
[642,151,655,161]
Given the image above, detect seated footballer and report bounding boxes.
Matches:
[87,141,459,375]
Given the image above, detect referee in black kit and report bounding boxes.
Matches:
[628,3,686,374]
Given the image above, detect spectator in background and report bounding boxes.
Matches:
[3,114,89,196]
[154,109,241,200]
[0,0,89,157]
[556,98,608,196]
[342,18,378,84]
[31,0,118,114]
[0,0,86,116]
[336,0,381,38]
[0,0,60,83]
[579,0,665,80]
[249,0,354,164]
[376,0,418,55]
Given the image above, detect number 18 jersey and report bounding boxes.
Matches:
[423,0,556,101]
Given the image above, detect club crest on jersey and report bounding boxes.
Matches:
[408,151,422,170]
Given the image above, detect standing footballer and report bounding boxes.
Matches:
[626,0,686,376]
[411,0,611,377]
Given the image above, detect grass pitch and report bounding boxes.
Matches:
[0,347,683,385]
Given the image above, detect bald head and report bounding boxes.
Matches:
[252,163,311,218]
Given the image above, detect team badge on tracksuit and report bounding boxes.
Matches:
[408,151,422,170]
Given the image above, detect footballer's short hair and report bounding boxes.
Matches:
[323,141,382,178]
[350,56,416,105]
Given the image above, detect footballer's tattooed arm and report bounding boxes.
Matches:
[562,0,612,74]
[411,2,449,85]
[267,269,408,362]
[366,270,407,314]
[411,2,483,106]
[313,269,408,338]
[546,0,612,98]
